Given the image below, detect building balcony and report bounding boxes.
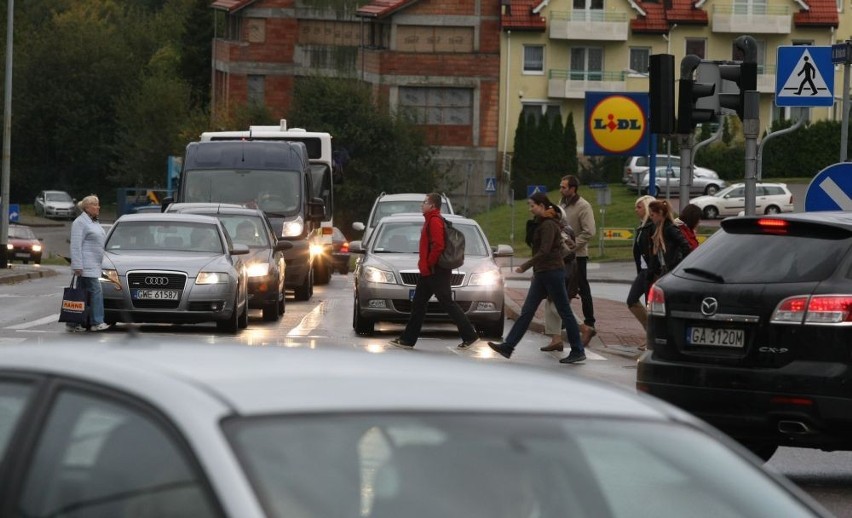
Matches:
[549,10,629,41]
[712,5,791,34]
[548,69,628,99]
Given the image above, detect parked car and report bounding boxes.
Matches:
[6,224,42,264]
[352,193,454,246]
[627,166,726,196]
[351,213,511,337]
[0,342,830,517]
[165,203,293,321]
[33,190,77,219]
[101,213,249,333]
[331,226,351,274]
[690,182,795,219]
[623,155,719,184]
[637,212,852,462]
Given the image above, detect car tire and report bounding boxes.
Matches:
[314,257,331,285]
[294,265,313,301]
[702,206,719,219]
[704,184,720,195]
[764,205,781,215]
[217,294,240,334]
[238,297,249,329]
[353,292,374,336]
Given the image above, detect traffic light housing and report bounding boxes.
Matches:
[719,61,757,120]
[677,55,717,135]
[649,54,675,135]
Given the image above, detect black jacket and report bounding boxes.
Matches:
[647,220,691,278]
[633,219,654,275]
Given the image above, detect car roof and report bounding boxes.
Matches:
[115,213,222,225]
[376,213,476,226]
[166,203,263,218]
[0,342,683,421]
[727,211,852,230]
[377,193,449,202]
[724,182,787,188]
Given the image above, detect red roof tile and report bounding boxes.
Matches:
[501,0,547,32]
[210,0,256,12]
[630,0,707,33]
[665,0,708,24]
[630,2,670,33]
[794,0,838,27]
[356,0,421,18]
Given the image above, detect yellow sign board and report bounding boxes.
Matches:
[602,228,634,240]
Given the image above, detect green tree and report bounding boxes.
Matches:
[563,112,578,175]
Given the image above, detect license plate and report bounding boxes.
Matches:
[132,289,180,300]
[15,253,29,258]
[409,289,454,302]
[687,327,744,348]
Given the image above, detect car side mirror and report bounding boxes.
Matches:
[308,197,325,221]
[352,222,365,232]
[349,241,364,254]
[230,243,250,255]
[492,244,514,257]
[275,240,293,251]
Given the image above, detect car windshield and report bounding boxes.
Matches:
[711,185,741,198]
[106,221,223,253]
[46,192,72,202]
[184,169,302,216]
[215,215,269,248]
[8,226,35,239]
[372,221,488,256]
[371,202,423,229]
[225,413,815,518]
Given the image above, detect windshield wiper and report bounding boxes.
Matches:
[682,267,725,283]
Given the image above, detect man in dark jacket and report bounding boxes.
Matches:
[390,193,479,349]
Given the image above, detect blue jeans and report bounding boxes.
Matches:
[504,269,582,351]
[80,276,104,326]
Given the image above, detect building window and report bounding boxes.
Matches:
[522,104,562,124]
[523,46,544,74]
[685,39,706,59]
[570,47,603,80]
[628,47,650,74]
[247,18,266,43]
[399,87,473,125]
[733,0,767,15]
[247,75,265,106]
[573,0,604,20]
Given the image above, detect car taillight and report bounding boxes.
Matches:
[340,242,349,253]
[771,295,852,325]
[756,218,789,234]
[647,284,665,316]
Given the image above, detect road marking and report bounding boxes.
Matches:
[288,300,331,337]
[0,337,26,345]
[6,314,60,330]
[819,177,852,210]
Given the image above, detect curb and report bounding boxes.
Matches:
[0,266,60,284]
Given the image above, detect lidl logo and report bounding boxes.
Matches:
[584,92,649,156]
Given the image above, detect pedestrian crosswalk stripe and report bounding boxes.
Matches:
[5,314,60,330]
[778,48,831,99]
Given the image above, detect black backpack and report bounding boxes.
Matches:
[437,217,465,269]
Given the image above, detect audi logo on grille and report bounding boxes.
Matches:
[144,276,170,286]
[700,297,719,316]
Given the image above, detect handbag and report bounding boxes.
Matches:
[58,276,89,324]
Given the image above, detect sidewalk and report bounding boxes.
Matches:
[501,262,645,360]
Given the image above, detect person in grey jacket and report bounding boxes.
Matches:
[488,192,585,364]
[68,194,108,332]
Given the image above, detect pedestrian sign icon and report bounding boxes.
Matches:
[527,185,548,197]
[485,177,497,193]
[775,46,834,107]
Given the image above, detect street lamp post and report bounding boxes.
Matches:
[0,0,13,269]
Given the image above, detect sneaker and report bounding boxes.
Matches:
[89,322,111,332]
[487,341,513,359]
[559,350,587,364]
[389,338,414,349]
[457,338,480,350]
[65,324,86,333]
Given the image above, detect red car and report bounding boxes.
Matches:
[7,224,43,264]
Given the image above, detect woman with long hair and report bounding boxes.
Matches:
[647,200,692,285]
[626,195,656,350]
[488,192,585,364]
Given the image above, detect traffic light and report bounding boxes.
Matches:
[718,61,757,121]
[676,55,717,135]
[649,54,675,135]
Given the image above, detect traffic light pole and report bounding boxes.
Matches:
[841,46,851,162]
[743,91,760,216]
[678,134,694,202]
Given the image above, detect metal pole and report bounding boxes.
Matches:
[743,91,760,215]
[0,0,13,269]
[757,115,804,181]
[679,134,694,204]
[841,51,851,162]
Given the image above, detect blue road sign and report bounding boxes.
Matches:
[526,185,548,197]
[805,162,852,211]
[485,177,497,194]
[833,41,852,64]
[776,46,834,107]
[3,203,20,223]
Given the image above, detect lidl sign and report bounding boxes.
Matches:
[584,92,649,156]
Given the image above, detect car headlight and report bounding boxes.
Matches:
[363,265,395,284]
[102,269,121,287]
[282,216,304,237]
[246,262,270,278]
[309,243,325,258]
[5,244,10,250]
[196,272,229,284]
[469,269,501,286]
[32,244,42,253]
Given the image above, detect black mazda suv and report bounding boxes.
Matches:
[637,212,852,461]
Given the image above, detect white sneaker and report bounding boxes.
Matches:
[89,323,111,332]
[66,324,86,333]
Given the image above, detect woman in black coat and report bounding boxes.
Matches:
[626,195,656,349]
[647,200,692,283]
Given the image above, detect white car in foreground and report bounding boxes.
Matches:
[0,343,830,517]
[690,182,795,219]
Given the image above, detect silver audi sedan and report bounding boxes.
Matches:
[351,213,512,338]
[0,342,830,517]
[101,213,249,332]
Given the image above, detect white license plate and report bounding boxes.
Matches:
[409,289,454,302]
[15,253,29,258]
[687,327,744,348]
[133,289,180,300]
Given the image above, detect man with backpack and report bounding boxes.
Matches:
[390,193,480,350]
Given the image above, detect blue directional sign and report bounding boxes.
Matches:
[805,162,852,211]
[485,177,497,194]
[8,203,19,222]
[527,185,547,197]
[776,46,834,107]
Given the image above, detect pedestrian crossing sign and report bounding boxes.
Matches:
[485,177,497,193]
[775,46,834,107]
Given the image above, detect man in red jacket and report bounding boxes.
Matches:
[390,193,480,349]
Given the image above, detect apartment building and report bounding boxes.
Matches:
[499,0,840,158]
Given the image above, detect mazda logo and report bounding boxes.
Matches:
[701,297,718,316]
[144,276,169,286]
